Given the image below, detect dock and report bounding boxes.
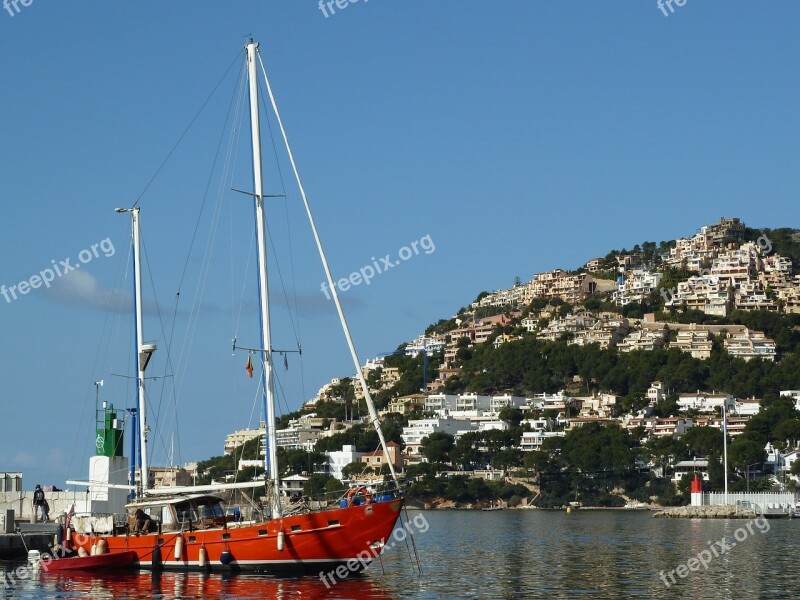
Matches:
[0,523,57,560]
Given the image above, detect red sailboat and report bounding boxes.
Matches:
[66,39,406,575]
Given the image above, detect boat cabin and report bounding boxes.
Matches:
[126,493,231,533]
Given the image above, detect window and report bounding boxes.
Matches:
[161,506,174,528]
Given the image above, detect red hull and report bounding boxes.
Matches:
[44,551,138,572]
[69,499,403,573]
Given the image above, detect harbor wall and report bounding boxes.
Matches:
[0,492,90,521]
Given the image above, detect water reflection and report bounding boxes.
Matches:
[4,568,396,600]
[3,511,799,599]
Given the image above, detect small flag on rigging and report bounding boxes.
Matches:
[246,355,253,378]
[284,353,289,371]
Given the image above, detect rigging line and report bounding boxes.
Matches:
[225,65,252,434]
[257,67,308,411]
[132,50,242,209]
[157,63,247,468]
[271,364,294,421]
[172,63,249,410]
[232,63,256,342]
[141,234,182,468]
[66,233,132,481]
[233,224,256,341]
[257,74,304,351]
[175,60,247,295]
[256,49,398,483]
[263,209,302,347]
[235,364,266,480]
[237,372,265,481]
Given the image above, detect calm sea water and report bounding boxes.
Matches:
[2,510,797,599]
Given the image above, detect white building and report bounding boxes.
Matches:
[405,335,446,356]
[734,398,762,417]
[490,395,527,412]
[224,423,264,455]
[520,431,565,452]
[677,392,735,414]
[425,393,459,413]
[457,393,492,412]
[326,445,364,481]
[275,426,323,451]
[613,270,663,306]
[617,330,667,353]
[401,417,476,455]
[647,381,666,404]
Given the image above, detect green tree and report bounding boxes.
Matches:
[498,407,524,428]
[561,423,635,474]
[728,437,767,470]
[772,419,800,449]
[341,461,370,480]
[419,432,455,464]
[681,427,724,457]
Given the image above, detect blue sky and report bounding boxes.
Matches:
[1,1,798,489]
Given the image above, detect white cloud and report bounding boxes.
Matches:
[46,270,132,313]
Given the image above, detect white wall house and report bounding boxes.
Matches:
[401,417,475,455]
[326,445,364,481]
[425,394,459,413]
[490,395,527,412]
[734,398,762,417]
[457,393,492,411]
[677,392,735,414]
[520,431,565,452]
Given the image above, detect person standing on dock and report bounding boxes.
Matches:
[33,484,48,522]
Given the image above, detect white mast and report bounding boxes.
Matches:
[246,40,281,517]
[722,400,729,504]
[132,207,148,494]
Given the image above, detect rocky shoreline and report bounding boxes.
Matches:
[653,505,756,519]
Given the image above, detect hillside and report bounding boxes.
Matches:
[239,218,800,509]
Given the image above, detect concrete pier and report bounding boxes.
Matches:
[0,523,58,560]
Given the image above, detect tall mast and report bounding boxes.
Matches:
[246,40,281,517]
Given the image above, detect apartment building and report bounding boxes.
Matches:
[671,328,714,360]
[724,329,776,362]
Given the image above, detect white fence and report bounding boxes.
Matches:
[704,492,796,515]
